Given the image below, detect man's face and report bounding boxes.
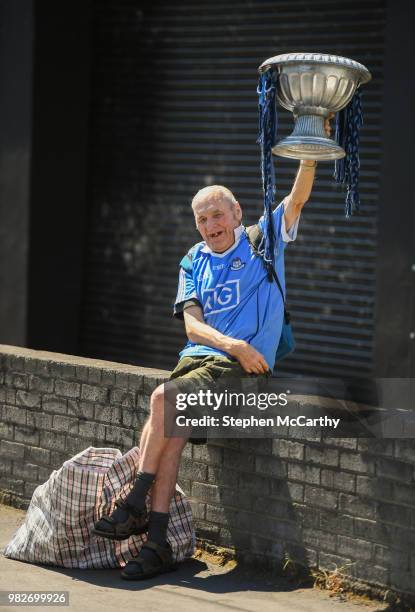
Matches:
[193,195,242,253]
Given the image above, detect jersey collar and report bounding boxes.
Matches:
[201,225,245,258]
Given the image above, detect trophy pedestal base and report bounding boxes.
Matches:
[272,113,345,161]
[272,137,345,161]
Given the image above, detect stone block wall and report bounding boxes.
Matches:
[1,345,415,603]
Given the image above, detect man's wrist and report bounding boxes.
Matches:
[300,160,317,168]
[225,338,244,357]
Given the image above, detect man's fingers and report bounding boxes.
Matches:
[242,362,269,375]
[253,352,268,374]
[239,347,268,374]
[324,113,335,137]
[259,357,269,372]
[253,360,268,374]
[243,363,262,374]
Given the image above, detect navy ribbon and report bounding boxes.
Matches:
[333,89,364,217]
[257,70,279,279]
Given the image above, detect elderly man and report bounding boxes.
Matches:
[93,126,328,577]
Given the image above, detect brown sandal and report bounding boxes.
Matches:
[92,500,148,541]
[121,541,177,580]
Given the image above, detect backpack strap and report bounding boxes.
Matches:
[246,224,290,322]
[179,243,200,274]
[245,223,263,251]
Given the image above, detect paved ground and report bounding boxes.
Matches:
[0,503,387,612]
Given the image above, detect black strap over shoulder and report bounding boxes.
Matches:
[245,223,263,251]
[246,224,290,323]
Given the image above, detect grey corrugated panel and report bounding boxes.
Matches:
[156,0,382,12]
[82,282,379,308]
[82,303,373,340]
[80,0,385,374]
[100,316,376,345]
[89,222,379,243]
[82,291,376,318]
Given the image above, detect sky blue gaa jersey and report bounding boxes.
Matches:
[173,201,300,370]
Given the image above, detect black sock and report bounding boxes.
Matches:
[126,472,155,509]
[147,510,169,546]
[138,511,170,566]
[111,471,155,522]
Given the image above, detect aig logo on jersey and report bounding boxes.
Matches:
[203,280,240,315]
[230,257,245,271]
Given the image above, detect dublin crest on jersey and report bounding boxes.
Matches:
[230,257,245,271]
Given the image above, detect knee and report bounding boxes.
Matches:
[149,384,165,421]
[151,383,164,405]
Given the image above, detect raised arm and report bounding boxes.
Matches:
[283,114,333,231]
[183,305,269,374]
[283,160,317,231]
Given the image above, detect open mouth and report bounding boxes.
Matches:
[209,231,223,239]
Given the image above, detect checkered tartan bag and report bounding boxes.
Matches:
[3,446,195,569]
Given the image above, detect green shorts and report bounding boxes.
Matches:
[166,355,268,444]
[170,354,245,389]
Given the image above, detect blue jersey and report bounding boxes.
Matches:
[173,201,300,370]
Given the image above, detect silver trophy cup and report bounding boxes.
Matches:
[258,52,371,160]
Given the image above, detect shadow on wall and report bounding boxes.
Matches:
[191,438,310,574]
[185,433,415,604]
[352,439,415,598]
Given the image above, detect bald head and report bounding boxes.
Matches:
[191,185,238,211]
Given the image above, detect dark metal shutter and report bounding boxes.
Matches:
[81,0,385,377]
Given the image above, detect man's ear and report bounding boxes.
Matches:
[235,201,243,222]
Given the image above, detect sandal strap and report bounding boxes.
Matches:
[125,541,172,576]
[141,541,172,565]
[115,500,147,520]
[126,558,154,575]
[97,516,117,526]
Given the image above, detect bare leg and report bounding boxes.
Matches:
[138,383,179,474]
[120,395,193,577]
[138,420,150,456]
[97,385,188,524]
[151,436,189,513]
[126,436,189,571]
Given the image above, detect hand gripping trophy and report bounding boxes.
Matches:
[256,52,372,217]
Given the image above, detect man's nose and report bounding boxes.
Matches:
[206,219,218,232]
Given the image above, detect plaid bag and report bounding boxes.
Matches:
[3,446,195,569]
